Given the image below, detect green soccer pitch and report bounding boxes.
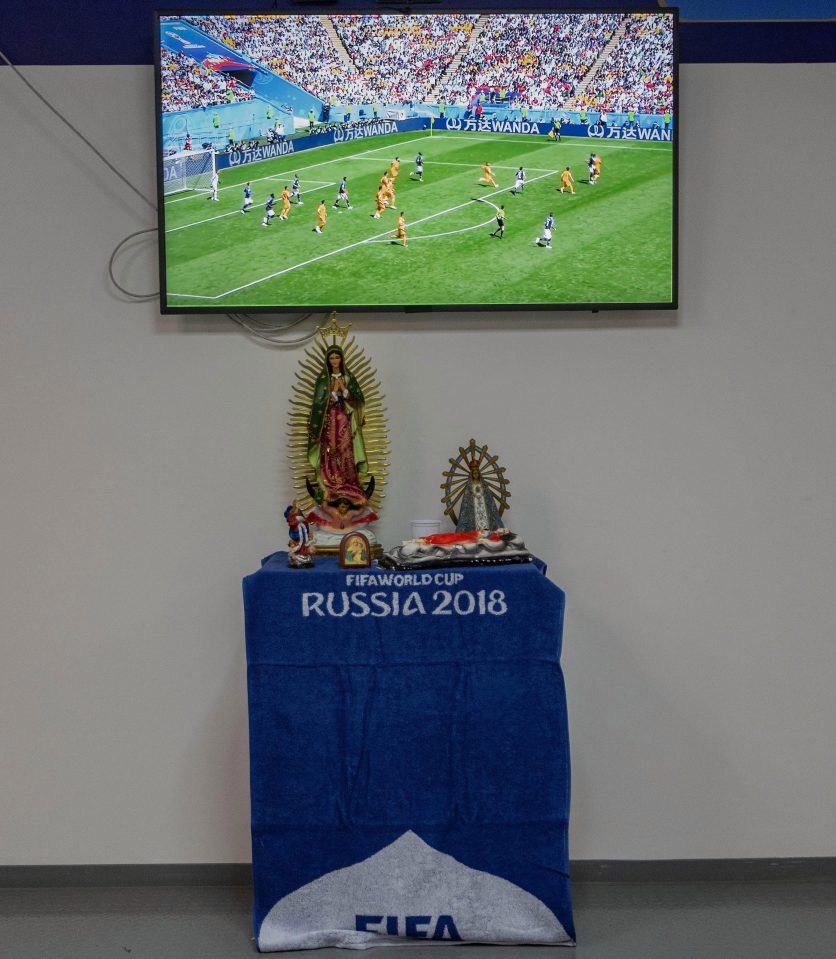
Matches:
[161,130,675,311]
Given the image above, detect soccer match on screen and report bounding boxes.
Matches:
[156,10,676,312]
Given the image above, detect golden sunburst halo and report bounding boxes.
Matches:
[287,317,389,515]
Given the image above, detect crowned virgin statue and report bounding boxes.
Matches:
[287,317,388,555]
[441,439,510,533]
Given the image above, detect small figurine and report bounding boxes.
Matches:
[441,439,510,532]
[285,499,315,568]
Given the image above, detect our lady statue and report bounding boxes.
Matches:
[441,439,510,533]
[287,317,388,555]
[307,345,371,512]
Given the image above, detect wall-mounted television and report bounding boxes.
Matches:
[155,7,677,313]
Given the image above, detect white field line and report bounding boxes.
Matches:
[436,133,672,151]
[265,180,333,191]
[296,185,335,196]
[164,129,664,208]
[164,127,634,221]
[163,134,433,207]
[167,157,557,234]
[165,184,336,233]
[168,171,553,301]
[366,211,496,243]
[166,209,240,233]
[347,156,557,174]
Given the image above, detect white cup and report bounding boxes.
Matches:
[411,520,441,540]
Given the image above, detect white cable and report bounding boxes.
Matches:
[228,313,321,346]
[108,229,159,300]
[0,45,156,213]
[0,44,163,300]
[1,44,329,334]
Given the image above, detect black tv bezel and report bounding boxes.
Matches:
[154,5,679,315]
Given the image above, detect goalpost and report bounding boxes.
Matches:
[162,148,216,196]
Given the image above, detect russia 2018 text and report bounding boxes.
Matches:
[301,589,508,618]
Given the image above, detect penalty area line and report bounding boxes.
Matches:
[168,174,547,301]
[366,213,497,243]
[165,209,241,233]
[438,132,672,151]
[163,135,432,208]
[163,186,337,233]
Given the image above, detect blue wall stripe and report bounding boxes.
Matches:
[0,3,833,65]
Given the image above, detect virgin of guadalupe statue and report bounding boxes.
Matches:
[287,316,388,555]
[307,345,371,512]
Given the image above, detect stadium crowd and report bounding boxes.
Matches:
[164,13,673,119]
[185,13,477,107]
[579,14,674,114]
[331,15,478,104]
[434,14,622,109]
[160,49,255,112]
[184,15,351,105]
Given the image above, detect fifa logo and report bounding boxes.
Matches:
[355,915,461,939]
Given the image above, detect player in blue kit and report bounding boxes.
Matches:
[261,193,276,226]
[535,213,554,248]
[241,181,253,213]
[291,175,303,205]
[333,176,352,209]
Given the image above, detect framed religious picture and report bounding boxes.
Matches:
[339,531,372,569]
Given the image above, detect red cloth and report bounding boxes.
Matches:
[320,398,365,504]
[421,530,502,546]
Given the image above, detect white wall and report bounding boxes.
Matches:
[1,64,834,865]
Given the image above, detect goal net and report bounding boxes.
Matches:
[162,148,216,196]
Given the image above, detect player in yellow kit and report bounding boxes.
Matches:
[371,187,387,219]
[390,211,407,247]
[559,166,575,194]
[379,172,395,208]
[383,173,397,209]
[278,186,291,220]
[593,153,602,181]
[479,162,498,187]
[388,156,401,181]
[313,199,327,233]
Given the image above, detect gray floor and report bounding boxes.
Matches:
[2,881,835,959]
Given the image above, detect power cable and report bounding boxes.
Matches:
[1,45,326,339]
[227,312,320,346]
[108,229,159,300]
[0,45,156,214]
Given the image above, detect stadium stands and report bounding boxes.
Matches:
[331,15,478,105]
[434,14,622,109]
[160,49,255,112]
[163,13,673,120]
[578,14,674,113]
[184,15,350,106]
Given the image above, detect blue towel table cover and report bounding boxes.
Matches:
[243,553,574,950]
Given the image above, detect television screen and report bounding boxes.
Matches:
[155,7,677,313]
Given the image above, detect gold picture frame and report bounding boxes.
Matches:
[339,531,372,568]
